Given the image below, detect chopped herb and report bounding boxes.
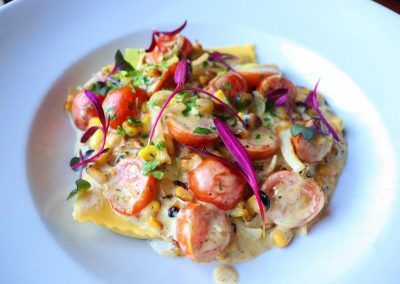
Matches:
[127,116,143,126]
[142,160,161,175]
[193,127,212,135]
[148,170,164,180]
[290,124,316,141]
[202,61,209,68]
[255,134,261,140]
[141,134,149,139]
[231,119,238,127]
[224,82,232,90]
[117,126,126,136]
[265,101,276,114]
[215,114,229,121]
[253,162,264,170]
[156,141,166,150]
[182,97,199,117]
[67,179,91,200]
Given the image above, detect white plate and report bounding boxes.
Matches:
[1,0,399,283]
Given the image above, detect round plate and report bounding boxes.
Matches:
[1,0,399,283]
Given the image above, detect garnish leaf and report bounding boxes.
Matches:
[214,118,265,221]
[142,160,161,175]
[114,49,134,72]
[70,157,80,170]
[193,127,212,135]
[84,90,106,127]
[303,80,341,141]
[290,124,316,141]
[128,116,143,126]
[174,60,191,85]
[67,179,91,201]
[148,171,164,180]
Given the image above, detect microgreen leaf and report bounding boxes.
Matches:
[142,160,161,175]
[70,157,80,169]
[148,171,164,180]
[193,127,212,135]
[114,49,134,72]
[174,59,191,86]
[156,141,165,150]
[66,179,91,201]
[290,124,316,141]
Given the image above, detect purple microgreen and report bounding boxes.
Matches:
[214,118,265,222]
[267,88,292,121]
[80,126,101,143]
[174,59,191,86]
[310,118,330,136]
[148,60,246,143]
[145,20,188,53]
[303,81,341,141]
[101,50,133,86]
[208,51,237,70]
[182,144,245,177]
[78,150,84,179]
[71,91,109,170]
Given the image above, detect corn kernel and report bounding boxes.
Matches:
[105,133,122,149]
[149,215,163,230]
[94,151,110,166]
[149,201,161,215]
[173,246,185,257]
[271,227,293,248]
[174,186,194,202]
[140,114,151,135]
[87,118,103,150]
[87,166,107,185]
[138,145,159,161]
[196,98,214,115]
[214,90,229,104]
[122,121,141,137]
[141,102,149,113]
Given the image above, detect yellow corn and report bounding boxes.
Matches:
[230,202,253,221]
[88,118,103,150]
[149,201,161,215]
[141,102,149,113]
[149,215,163,230]
[271,227,293,248]
[214,89,229,104]
[87,166,107,185]
[105,133,122,149]
[138,145,159,161]
[199,75,209,86]
[196,98,214,115]
[94,151,110,166]
[140,114,151,135]
[122,121,141,137]
[174,186,194,202]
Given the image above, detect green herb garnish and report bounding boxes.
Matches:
[193,127,212,135]
[127,116,143,126]
[67,179,91,200]
[290,124,317,141]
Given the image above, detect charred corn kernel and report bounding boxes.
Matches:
[196,98,214,115]
[122,121,141,137]
[150,201,161,215]
[271,227,293,248]
[94,151,110,166]
[138,145,159,161]
[215,90,229,104]
[140,114,151,134]
[328,115,344,133]
[178,154,202,172]
[199,75,209,86]
[149,215,163,230]
[174,186,194,202]
[87,166,107,185]
[174,246,185,257]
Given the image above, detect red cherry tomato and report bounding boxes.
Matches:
[236,64,281,88]
[166,114,218,147]
[102,85,148,129]
[205,71,248,105]
[261,170,324,228]
[146,34,193,64]
[176,203,231,262]
[105,157,156,215]
[257,75,297,103]
[292,134,333,163]
[188,158,247,210]
[70,89,104,130]
[148,62,178,95]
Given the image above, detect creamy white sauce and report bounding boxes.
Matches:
[213,264,238,284]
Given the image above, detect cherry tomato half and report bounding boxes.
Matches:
[70,89,104,130]
[240,127,281,160]
[102,85,148,129]
[189,158,247,210]
[105,157,156,215]
[166,113,218,147]
[176,203,231,262]
[292,133,333,163]
[257,75,297,104]
[236,64,281,88]
[261,170,324,228]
